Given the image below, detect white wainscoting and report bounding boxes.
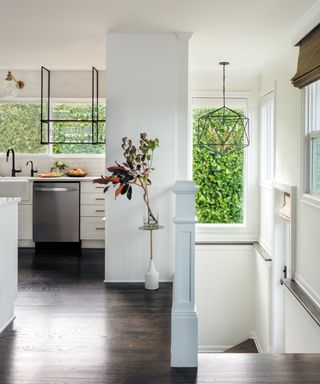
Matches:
[195,244,254,351]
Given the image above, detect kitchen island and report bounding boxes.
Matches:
[0,197,20,333]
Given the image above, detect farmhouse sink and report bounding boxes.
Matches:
[0,179,30,201]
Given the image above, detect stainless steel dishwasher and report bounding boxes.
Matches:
[33,182,80,243]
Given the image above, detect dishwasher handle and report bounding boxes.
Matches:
[34,187,78,192]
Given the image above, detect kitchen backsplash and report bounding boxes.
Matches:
[0,155,105,177]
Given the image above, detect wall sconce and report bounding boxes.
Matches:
[3,71,25,98]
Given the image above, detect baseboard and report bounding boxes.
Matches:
[0,315,15,335]
[198,345,232,353]
[18,240,34,248]
[81,240,105,249]
[104,279,173,283]
[250,332,263,353]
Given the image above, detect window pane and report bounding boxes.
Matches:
[193,108,244,224]
[51,103,106,155]
[0,103,46,153]
[312,136,320,192]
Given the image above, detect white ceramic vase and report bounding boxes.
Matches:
[145,259,159,290]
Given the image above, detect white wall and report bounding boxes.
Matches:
[284,290,320,352]
[0,69,106,176]
[253,250,271,353]
[189,70,260,93]
[260,47,320,351]
[196,245,254,351]
[105,33,190,282]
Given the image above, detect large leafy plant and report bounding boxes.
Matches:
[94,133,159,223]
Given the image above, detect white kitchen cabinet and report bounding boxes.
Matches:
[81,193,105,205]
[80,181,105,243]
[81,182,105,193]
[18,205,32,240]
[0,199,19,333]
[80,217,105,240]
[80,205,105,217]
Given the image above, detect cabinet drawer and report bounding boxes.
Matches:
[80,217,105,240]
[81,182,105,193]
[81,193,105,205]
[81,205,105,217]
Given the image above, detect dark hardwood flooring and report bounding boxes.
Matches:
[0,247,319,384]
[224,339,258,353]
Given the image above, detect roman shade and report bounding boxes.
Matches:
[291,24,320,89]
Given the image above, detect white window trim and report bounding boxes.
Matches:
[0,97,106,158]
[301,84,320,209]
[259,87,275,190]
[189,91,259,242]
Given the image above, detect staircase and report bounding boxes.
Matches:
[224,339,258,353]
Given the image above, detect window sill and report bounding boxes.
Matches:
[301,193,320,209]
[195,223,258,243]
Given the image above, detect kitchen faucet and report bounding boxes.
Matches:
[26,160,38,177]
[6,148,22,177]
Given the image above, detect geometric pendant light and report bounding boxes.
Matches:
[196,62,250,155]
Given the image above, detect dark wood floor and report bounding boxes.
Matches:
[0,247,319,384]
[224,339,258,353]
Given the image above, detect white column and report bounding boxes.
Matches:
[175,32,193,180]
[171,180,198,367]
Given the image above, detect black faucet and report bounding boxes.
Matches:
[26,160,38,177]
[6,148,22,177]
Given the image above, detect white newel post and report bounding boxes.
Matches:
[171,180,198,367]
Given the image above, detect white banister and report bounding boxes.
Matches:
[171,180,198,367]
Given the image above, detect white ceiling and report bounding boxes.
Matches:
[0,0,318,71]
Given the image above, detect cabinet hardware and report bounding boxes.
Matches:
[96,209,105,213]
[96,227,105,230]
[95,198,105,201]
[96,186,104,189]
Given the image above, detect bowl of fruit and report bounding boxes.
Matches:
[66,168,88,177]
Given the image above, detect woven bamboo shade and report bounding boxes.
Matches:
[292,24,320,88]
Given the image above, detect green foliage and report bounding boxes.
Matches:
[94,133,159,224]
[0,102,106,155]
[52,103,106,154]
[193,108,244,224]
[0,103,46,153]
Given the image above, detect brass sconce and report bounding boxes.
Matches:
[5,71,24,89]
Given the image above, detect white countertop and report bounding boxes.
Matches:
[0,197,21,206]
[0,176,100,181]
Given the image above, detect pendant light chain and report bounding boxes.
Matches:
[219,61,229,108]
[223,63,226,108]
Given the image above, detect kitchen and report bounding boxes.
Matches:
[0,68,107,250]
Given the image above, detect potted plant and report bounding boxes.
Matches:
[93,133,161,290]
[93,132,159,225]
[51,161,67,174]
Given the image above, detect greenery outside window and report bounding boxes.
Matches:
[303,80,320,204]
[192,97,247,224]
[0,100,105,156]
[51,102,106,155]
[0,102,45,153]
